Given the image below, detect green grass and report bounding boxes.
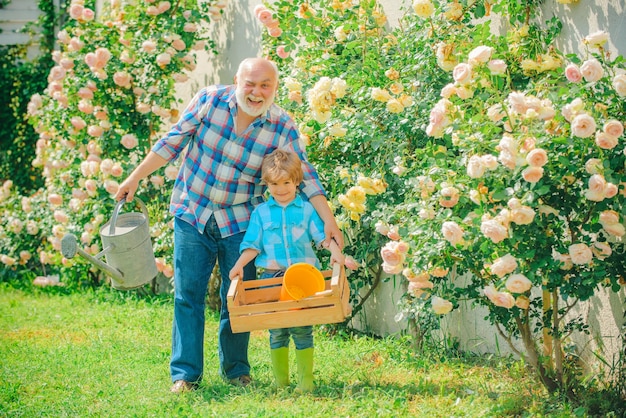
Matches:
[0,285,584,417]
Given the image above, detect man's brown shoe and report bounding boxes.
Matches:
[228,375,252,387]
[170,380,197,393]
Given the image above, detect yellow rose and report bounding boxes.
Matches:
[412,0,435,18]
[386,98,404,113]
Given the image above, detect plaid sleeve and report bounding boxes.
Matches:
[151,87,211,161]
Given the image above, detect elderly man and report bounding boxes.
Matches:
[115,57,343,393]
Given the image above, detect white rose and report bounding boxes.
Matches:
[613,74,626,97]
[412,0,435,18]
[583,30,609,48]
[468,45,494,65]
[431,296,453,315]
[580,59,604,82]
[568,243,593,265]
[571,113,597,138]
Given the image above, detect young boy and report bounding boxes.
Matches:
[229,149,343,392]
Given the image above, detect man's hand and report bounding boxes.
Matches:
[115,177,139,202]
[324,223,344,249]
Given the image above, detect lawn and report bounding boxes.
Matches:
[0,285,581,417]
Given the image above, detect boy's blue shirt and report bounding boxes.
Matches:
[239,195,326,270]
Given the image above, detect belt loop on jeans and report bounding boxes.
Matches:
[263,269,284,277]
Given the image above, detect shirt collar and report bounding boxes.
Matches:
[267,194,304,208]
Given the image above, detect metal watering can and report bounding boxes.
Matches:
[61,197,158,290]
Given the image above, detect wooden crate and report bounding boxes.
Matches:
[227,263,352,333]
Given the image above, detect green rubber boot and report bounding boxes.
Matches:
[295,347,315,392]
[270,347,290,387]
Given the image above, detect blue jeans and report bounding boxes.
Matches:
[260,270,314,350]
[170,216,256,383]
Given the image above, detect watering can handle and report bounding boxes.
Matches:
[109,197,150,236]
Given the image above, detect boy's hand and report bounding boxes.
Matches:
[229,265,243,280]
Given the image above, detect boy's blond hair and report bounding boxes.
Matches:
[261,149,304,185]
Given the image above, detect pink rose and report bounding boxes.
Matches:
[81,8,94,21]
[104,179,119,195]
[69,4,84,20]
[487,59,507,75]
[484,285,515,309]
[276,45,289,59]
[120,50,135,64]
[87,125,104,138]
[507,91,527,114]
[142,40,157,53]
[511,206,535,225]
[585,174,607,202]
[515,296,530,309]
[48,193,63,206]
[505,274,532,293]
[380,244,404,266]
[442,221,464,246]
[382,262,404,275]
[571,113,596,138]
[487,104,506,122]
[150,175,164,188]
[439,186,459,208]
[171,39,186,51]
[481,154,499,170]
[71,116,87,131]
[257,9,274,25]
[595,131,618,150]
[603,120,624,138]
[564,63,582,83]
[553,252,573,271]
[113,71,132,88]
[409,279,434,289]
[592,241,612,260]
[604,183,618,198]
[489,254,517,278]
[120,134,138,149]
[580,59,603,82]
[110,163,123,177]
[77,87,94,100]
[452,63,472,85]
[183,23,198,32]
[268,26,283,37]
[522,166,544,183]
[568,243,593,265]
[526,148,548,167]
[603,222,626,237]
[480,219,508,243]
[430,267,449,278]
[156,53,171,67]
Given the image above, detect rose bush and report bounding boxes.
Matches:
[0,0,226,288]
[256,0,625,395]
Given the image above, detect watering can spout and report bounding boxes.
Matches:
[61,234,125,283]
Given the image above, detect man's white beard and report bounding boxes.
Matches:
[235,85,274,117]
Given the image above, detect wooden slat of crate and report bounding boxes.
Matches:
[227,264,351,333]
